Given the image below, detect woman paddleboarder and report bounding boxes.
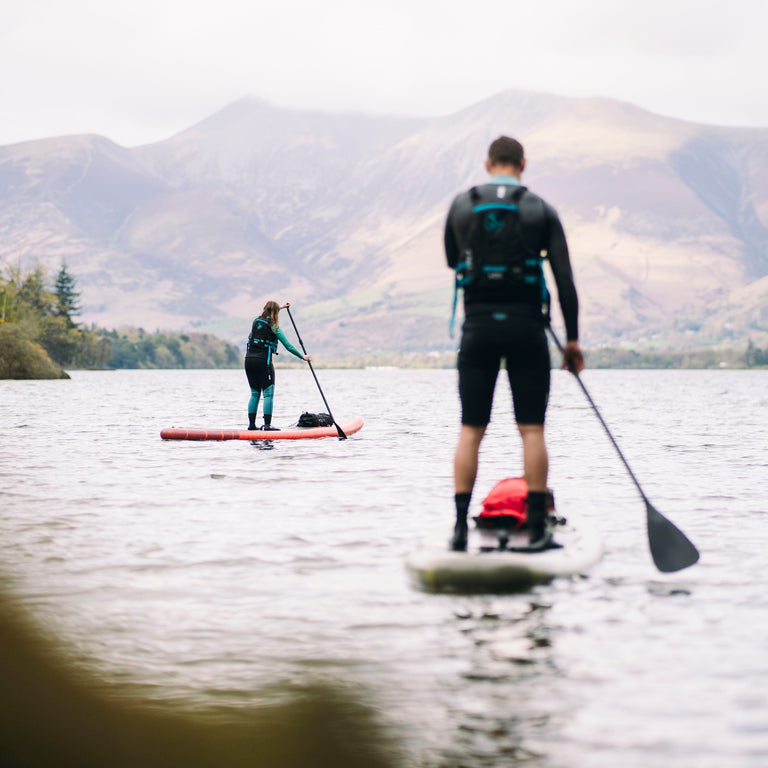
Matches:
[245,301,310,430]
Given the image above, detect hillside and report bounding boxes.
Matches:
[2,90,767,355]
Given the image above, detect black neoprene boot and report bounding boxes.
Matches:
[248,414,257,431]
[450,493,471,551]
[262,414,280,431]
[526,491,553,550]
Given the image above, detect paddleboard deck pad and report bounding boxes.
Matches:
[406,516,603,594]
[161,416,363,441]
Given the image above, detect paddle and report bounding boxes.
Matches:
[285,306,347,440]
[548,327,699,573]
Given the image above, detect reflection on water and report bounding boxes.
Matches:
[1,368,768,767]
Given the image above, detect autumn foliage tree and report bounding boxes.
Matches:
[1,262,240,378]
[0,263,106,375]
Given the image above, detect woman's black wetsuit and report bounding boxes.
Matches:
[244,317,304,429]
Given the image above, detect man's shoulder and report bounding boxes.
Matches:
[449,182,516,214]
[517,188,560,221]
[448,183,558,226]
[448,187,474,208]
[455,182,548,203]
[447,189,473,223]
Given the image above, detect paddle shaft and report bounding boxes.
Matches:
[547,326,699,572]
[285,307,347,440]
[548,331,647,501]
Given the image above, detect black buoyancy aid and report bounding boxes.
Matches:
[450,185,549,335]
[247,317,278,363]
[459,185,545,298]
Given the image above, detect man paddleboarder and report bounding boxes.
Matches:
[444,136,584,551]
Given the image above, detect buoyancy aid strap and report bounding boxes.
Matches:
[449,259,470,338]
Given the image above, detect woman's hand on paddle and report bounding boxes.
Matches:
[303,354,311,363]
[561,340,585,374]
[280,301,291,309]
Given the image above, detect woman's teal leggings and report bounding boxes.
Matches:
[248,384,274,419]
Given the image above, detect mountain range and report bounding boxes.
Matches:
[2,90,767,355]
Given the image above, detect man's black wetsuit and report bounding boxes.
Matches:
[445,176,579,426]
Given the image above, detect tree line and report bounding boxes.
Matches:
[0,264,240,379]
[3,263,766,379]
[585,343,768,369]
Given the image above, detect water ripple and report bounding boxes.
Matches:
[2,368,768,766]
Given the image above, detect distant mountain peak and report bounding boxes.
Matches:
[2,89,767,352]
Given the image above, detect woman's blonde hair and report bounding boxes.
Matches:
[260,300,281,328]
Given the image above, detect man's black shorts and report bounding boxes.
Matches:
[244,354,275,391]
[458,312,550,426]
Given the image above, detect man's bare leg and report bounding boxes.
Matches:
[451,425,486,550]
[518,423,547,492]
[454,424,487,493]
[518,423,552,547]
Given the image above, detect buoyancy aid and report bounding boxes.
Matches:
[246,317,278,364]
[450,185,550,334]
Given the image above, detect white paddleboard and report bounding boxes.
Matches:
[406,517,603,594]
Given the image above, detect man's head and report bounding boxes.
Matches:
[486,136,525,177]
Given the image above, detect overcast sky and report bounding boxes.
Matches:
[2,0,766,147]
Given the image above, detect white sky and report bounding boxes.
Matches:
[2,0,767,147]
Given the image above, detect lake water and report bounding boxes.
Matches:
[1,367,767,767]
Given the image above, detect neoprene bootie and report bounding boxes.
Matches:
[449,519,468,551]
[248,415,257,430]
[262,414,279,430]
[449,492,471,551]
[526,491,553,550]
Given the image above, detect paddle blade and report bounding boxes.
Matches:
[335,423,347,441]
[646,502,700,573]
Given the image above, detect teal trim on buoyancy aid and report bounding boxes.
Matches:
[247,317,279,365]
[450,184,549,336]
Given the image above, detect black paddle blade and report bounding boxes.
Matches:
[335,423,347,441]
[646,502,700,573]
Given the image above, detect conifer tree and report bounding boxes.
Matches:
[54,263,81,328]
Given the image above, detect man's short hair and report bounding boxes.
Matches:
[488,136,524,168]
